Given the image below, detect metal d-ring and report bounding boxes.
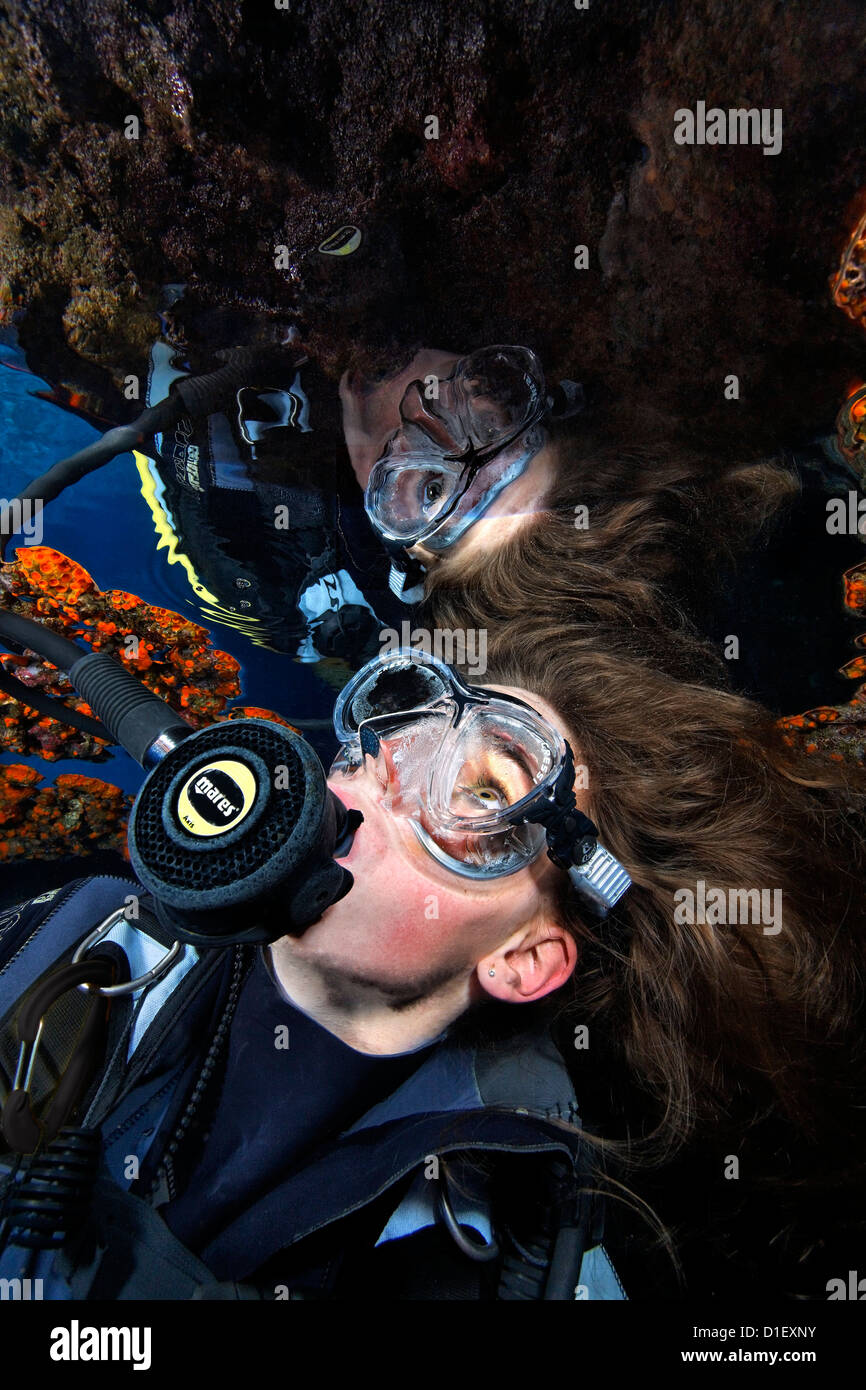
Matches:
[72,907,184,997]
[435,1157,500,1263]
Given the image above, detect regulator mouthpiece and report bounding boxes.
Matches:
[128,719,360,947]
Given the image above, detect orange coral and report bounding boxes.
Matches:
[843,561,866,616]
[0,547,248,754]
[831,208,866,331]
[777,665,866,764]
[0,548,306,858]
[12,547,94,608]
[225,707,300,732]
[835,382,866,489]
[0,764,131,859]
[776,543,866,763]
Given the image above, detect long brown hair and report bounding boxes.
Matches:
[428,566,866,1149]
[425,434,799,628]
[425,559,866,1290]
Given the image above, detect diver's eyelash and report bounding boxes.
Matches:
[458,776,509,801]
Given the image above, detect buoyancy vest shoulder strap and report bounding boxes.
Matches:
[0,876,172,1012]
[56,1172,218,1300]
[0,875,215,1133]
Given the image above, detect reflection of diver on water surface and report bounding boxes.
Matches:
[140,332,398,661]
[0,315,403,666]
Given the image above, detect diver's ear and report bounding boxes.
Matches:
[477,919,577,1004]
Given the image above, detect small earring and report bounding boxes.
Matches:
[488,967,496,977]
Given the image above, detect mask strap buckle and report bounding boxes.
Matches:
[527,745,631,917]
[528,745,598,867]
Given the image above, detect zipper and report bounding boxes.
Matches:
[145,945,249,1204]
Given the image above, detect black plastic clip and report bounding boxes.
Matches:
[1,955,116,1154]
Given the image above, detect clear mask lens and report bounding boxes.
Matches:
[333,652,453,742]
[332,656,560,878]
[364,345,548,545]
[422,705,553,874]
[364,452,465,542]
[429,705,556,827]
[360,709,452,817]
[408,346,545,450]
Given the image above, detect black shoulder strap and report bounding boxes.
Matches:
[322,1146,606,1302]
[56,1172,217,1300]
[494,1149,606,1300]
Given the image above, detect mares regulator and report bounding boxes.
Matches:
[0,606,360,1251]
[0,609,361,950]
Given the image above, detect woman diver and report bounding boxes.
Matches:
[343,343,795,589]
[345,340,862,713]
[0,572,863,1299]
[416,548,866,1298]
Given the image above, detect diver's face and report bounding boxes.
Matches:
[285,686,581,1000]
[405,443,558,571]
[341,349,557,567]
[340,349,461,488]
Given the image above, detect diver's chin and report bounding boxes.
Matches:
[276,883,354,949]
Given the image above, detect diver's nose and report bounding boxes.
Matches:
[405,543,440,566]
[329,746,392,817]
[359,725,381,759]
[331,733,390,797]
[398,380,454,451]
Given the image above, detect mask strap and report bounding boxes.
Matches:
[526,744,598,869]
[547,380,585,420]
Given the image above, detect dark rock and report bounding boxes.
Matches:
[0,0,864,456]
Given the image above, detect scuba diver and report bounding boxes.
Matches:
[1,302,404,665]
[0,576,864,1300]
[345,341,866,715]
[0,634,631,1301]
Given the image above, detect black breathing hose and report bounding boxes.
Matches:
[0,668,111,741]
[0,397,183,562]
[0,346,298,560]
[0,610,191,764]
[0,610,90,671]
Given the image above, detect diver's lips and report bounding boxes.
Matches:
[328,782,369,866]
[332,805,363,859]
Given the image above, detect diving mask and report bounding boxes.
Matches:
[364,345,550,552]
[331,649,631,915]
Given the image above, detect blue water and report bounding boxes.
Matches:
[0,334,341,798]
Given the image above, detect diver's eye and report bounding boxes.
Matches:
[423,479,444,505]
[454,779,508,814]
[471,786,503,806]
